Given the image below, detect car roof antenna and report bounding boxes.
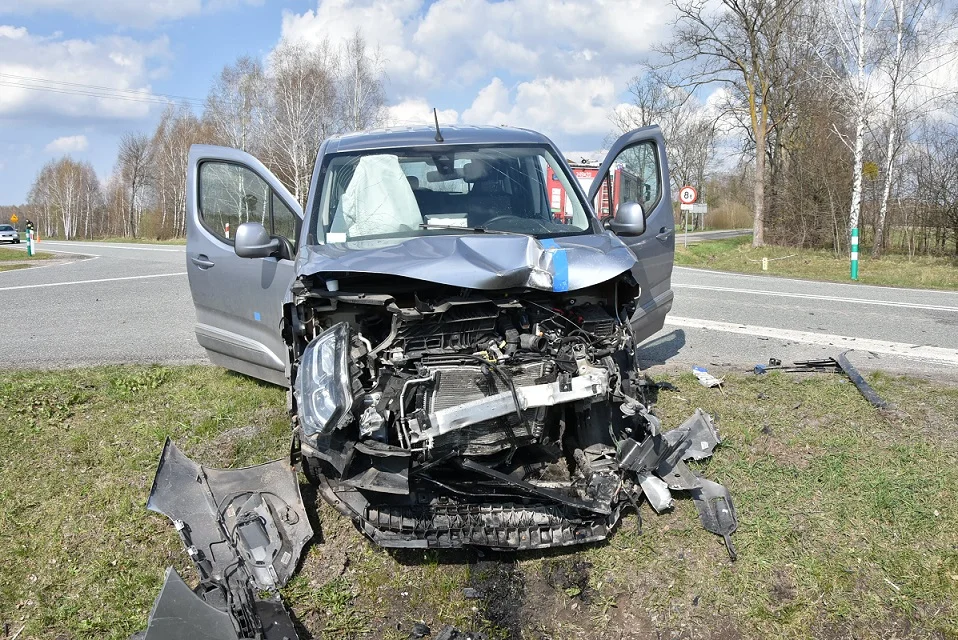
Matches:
[433,108,444,143]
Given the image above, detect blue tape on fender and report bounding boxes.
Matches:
[541,239,569,292]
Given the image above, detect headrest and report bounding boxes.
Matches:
[406,176,420,189]
[462,160,489,183]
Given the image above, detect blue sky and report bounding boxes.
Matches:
[0,0,674,204]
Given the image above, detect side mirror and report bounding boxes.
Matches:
[608,201,646,236]
[234,222,281,258]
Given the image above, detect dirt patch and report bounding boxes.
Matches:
[756,435,819,469]
[468,560,525,638]
[542,558,594,603]
[768,570,796,605]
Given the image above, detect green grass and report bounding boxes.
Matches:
[1,366,956,639]
[0,247,55,261]
[677,234,958,290]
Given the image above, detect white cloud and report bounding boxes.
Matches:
[0,0,260,28]
[386,98,458,126]
[281,0,672,97]
[45,135,88,154]
[0,26,170,122]
[463,76,623,136]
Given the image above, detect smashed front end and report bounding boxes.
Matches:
[289,271,735,553]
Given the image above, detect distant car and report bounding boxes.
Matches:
[0,224,19,244]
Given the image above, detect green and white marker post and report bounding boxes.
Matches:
[27,228,34,257]
[850,227,859,281]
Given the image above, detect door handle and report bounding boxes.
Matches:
[655,227,673,241]
[191,255,215,269]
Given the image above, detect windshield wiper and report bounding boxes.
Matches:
[419,223,523,236]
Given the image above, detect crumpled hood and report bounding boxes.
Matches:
[296,232,637,292]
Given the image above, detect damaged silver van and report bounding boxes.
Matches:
[141,125,736,638]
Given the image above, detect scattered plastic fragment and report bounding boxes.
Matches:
[692,366,724,388]
[690,477,738,561]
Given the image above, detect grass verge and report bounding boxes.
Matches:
[1,366,956,639]
[0,247,55,262]
[676,234,958,290]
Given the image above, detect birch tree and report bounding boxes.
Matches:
[153,104,207,236]
[338,32,387,132]
[872,0,956,255]
[265,40,338,207]
[116,133,153,238]
[203,57,268,155]
[822,0,887,249]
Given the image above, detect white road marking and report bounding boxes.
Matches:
[673,283,958,312]
[0,271,187,292]
[0,255,97,276]
[665,316,958,366]
[40,241,185,253]
[672,266,958,296]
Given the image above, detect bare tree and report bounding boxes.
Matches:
[820,0,889,252]
[153,104,207,237]
[613,73,717,225]
[26,157,101,239]
[652,0,804,246]
[203,57,268,155]
[116,132,153,238]
[265,40,338,207]
[871,0,956,255]
[338,32,387,132]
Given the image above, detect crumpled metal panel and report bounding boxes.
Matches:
[147,438,313,590]
[143,567,301,640]
[144,568,239,640]
[296,232,637,293]
[664,409,721,461]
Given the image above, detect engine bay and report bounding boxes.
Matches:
[283,274,735,552]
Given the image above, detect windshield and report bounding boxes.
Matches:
[312,145,594,242]
[0,225,14,231]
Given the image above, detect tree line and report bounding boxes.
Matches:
[20,34,386,240]
[16,4,958,258]
[617,0,958,256]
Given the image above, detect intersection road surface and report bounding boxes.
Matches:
[2,240,958,381]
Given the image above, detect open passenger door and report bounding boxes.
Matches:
[186,145,303,386]
[588,126,675,343]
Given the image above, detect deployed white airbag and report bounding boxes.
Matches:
[341,154,423,238]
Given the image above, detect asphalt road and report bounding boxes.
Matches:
[0,241,203,369]
[2,239,957,381]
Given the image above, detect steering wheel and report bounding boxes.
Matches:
[480,215,552,234]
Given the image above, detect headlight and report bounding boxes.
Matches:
[295,323,353,436]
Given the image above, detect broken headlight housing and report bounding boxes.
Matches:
[296,322,353,436]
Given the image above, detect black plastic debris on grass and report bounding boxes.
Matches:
[137,405,740,636]
[140,438,313,640]
[752,351,889,409]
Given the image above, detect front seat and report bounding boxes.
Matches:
[465,160,514,227]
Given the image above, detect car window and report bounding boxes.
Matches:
[0,225,13,231]
[271,192,299,242]
[314,145,594,242]
[609,141,661,219]
[199,161,299,246]
[199,162,270,243]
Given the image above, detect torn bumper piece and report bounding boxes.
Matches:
[142,439,313,639]
[618,409,738,559]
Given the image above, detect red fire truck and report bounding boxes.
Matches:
[547,160,648,224]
